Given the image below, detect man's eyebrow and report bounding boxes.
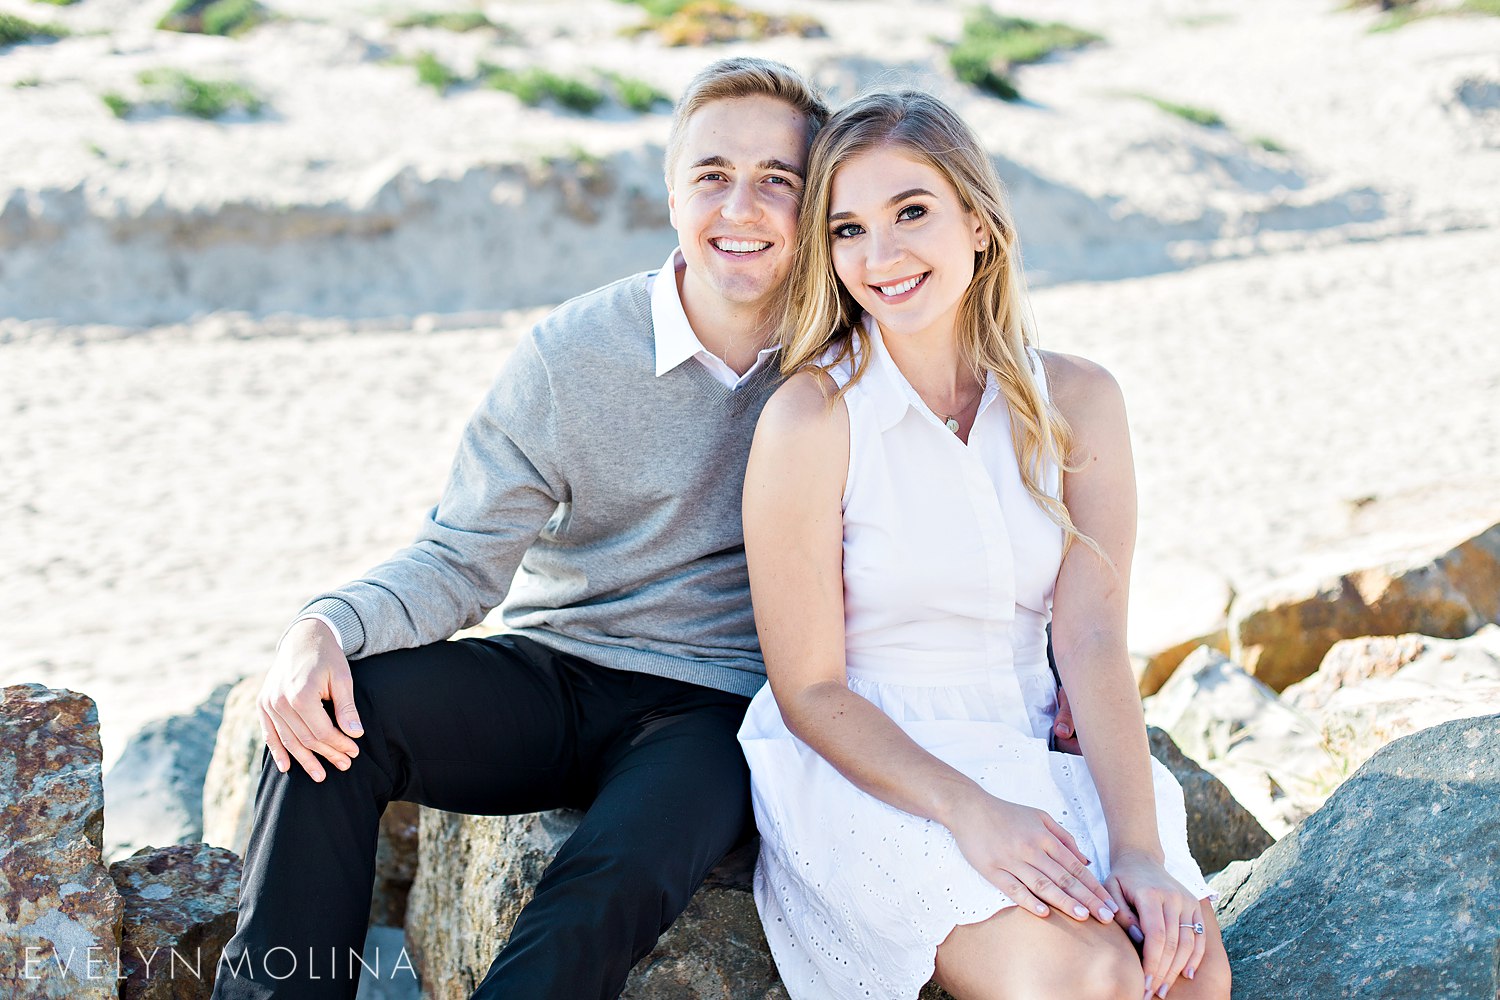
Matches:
[687,155,804,177]
[828,188,936,222]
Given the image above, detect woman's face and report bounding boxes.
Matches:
[827,145,985,346]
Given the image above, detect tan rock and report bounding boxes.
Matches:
[1280,633,1430,712]
[1136,627,1230,697]
[0,685,123,999]
[109,843,241,999]
[202,675,419,928]
[1229,521,1500,690]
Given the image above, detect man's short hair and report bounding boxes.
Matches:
[664,57,830,181]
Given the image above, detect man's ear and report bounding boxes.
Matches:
[667,185,677,231]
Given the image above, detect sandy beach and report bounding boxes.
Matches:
[2,0,1498,770]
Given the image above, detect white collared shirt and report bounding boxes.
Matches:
[649,248,780,389]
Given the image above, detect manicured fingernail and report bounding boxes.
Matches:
[1107,899,1120,913]
[1158,983,1170,998]
[1143,976,1153,993]
[348,724,363,736]
[1073,905,1089,919]
[1185,968,1195,981]
[1034,904,1048,915]
[1098,906,1113,922]
[1128,925,1144,945]
[312,771,324,782]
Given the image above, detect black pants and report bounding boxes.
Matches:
[211,635,755,1000]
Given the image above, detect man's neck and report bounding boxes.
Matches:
[677,270,775,377]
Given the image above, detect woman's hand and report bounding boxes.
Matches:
[946,790,1118,925]
[1106,849,1205,997]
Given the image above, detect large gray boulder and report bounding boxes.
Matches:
[104,682,234,863]
[1146,727,1273,875]
[1211,714,1500,998]
[0,684,124,998]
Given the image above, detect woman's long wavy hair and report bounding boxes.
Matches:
[779,89,1092,554]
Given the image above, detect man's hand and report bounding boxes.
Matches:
[258,618,364,781]
[1053,686,1081,756]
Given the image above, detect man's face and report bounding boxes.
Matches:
[668,95,810,320]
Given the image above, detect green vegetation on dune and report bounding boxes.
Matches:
[1137,94,1225,128]
[484,66,604,113]
[621,0,824,47]
[32,0,82,6]
[158,0,267,37]
[0,13,69,46]
[102,92,132,117]
[391,10,517,37]
[606,72,669,113]
[411,50,462,93]
[949,8,1101,102]
[135,69,264,119]
[1352,0,1500,31]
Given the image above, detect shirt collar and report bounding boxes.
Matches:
[652,247,706,377]
[859,314,999,433]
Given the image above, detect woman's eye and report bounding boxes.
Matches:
[831,223,863,239]
[897,204,927,222]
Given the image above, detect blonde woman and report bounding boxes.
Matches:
[738,90,1230,1000]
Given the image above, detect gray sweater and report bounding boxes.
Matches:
[300,272,782,696]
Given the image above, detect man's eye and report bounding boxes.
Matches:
[700,172,726,182]
[897,204,927,222]
[831,223,863,239]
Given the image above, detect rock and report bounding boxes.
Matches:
[1280,633,1431,712]
[1229,521,1500,690]
[1211,714,1500,998]
[406,809,789,999]
[1135,628,1230,697]
[1307,628,1500,782]
[104,682,234,863]
[200,676,262,857]
[203,674,419,927]
[1144,647,1334,837]
[1147,727,1273,875]
[0,684,123,998]
[370,801,421,929]
[108,843,241,999]
[1128,557,1234,696]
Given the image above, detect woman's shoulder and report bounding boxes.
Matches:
[759,368,849,440]
[1034,349,1125,427]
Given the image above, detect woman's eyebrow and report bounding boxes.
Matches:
[829,188,936,221]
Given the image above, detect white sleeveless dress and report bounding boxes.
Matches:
[737,322,1212,999]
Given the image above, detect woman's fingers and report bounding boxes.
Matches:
[1158,905,1201,996]
[992,871,1053,919]
[1184,909,1208,982]
[1035,850,1116,923]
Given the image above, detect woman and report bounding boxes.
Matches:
[737,90,1231,1000]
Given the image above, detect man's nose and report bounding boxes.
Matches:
[720,181,762,224]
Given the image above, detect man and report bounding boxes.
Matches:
[212,57,829,999]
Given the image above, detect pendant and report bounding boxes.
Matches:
[945,417,960,433]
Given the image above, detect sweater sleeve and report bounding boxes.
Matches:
[292,331,567,658]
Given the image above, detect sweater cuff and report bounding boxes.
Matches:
[292,598,367,657]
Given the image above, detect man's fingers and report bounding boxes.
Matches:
[328,663,365,740]
[279,696,354,771]
[265,708,327,782]
[258,708,290,774]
